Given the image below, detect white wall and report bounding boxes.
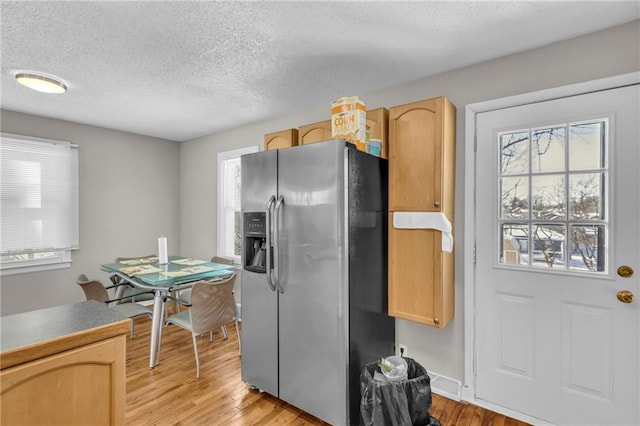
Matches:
[0,111,180,316]
[179,20,640,382]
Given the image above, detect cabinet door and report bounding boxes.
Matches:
[366,108,389,159]
[265,129,298,151]
[298,120,332,145]
[389,97,455,212]
[1,336,126,426]
[388,214,454,328]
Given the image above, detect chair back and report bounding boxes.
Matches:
[210,255,239,292]
[76,274,109,303]
[189,274,237,334]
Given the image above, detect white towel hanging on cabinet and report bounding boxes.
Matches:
[393,212,453,253]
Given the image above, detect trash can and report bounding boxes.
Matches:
[360,357,440,426]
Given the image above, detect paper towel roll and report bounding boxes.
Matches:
[158,236,168,264]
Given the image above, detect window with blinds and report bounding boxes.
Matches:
[1,133,79,274]
[217,146,258,261]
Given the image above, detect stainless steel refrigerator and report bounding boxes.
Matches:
[240,139,395,426]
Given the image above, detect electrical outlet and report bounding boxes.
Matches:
[399,344,408,357]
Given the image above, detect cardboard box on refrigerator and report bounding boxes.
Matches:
[331,96,367,151]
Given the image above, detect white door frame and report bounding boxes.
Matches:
[463,72,640,424]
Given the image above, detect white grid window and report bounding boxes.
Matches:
[498,120,608,273]
[217,146,258,261]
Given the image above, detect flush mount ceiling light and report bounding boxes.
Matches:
[15,72,67,94]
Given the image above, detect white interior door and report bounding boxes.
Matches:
[474,84,639,425]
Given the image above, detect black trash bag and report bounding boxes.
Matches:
[360,357,440,426]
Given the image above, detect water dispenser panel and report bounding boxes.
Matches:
[243,212,267,273]
[244,211,266,236]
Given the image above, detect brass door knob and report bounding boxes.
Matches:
[617,290,634,304]
[617,266,634,278]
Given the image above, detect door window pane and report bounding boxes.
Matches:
[532,127,565,173]
[570,173,603,220]
[501,131,529,174]
[501,176,529,219]
[569,121,605,170]
[569,224,605,272]
[532,224,566,269]
[501,223,529,266]
[532,174,565,220]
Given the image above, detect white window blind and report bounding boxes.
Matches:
[217,146,258,260]
[1,133,79,264]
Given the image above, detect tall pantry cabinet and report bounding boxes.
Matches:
[388,96,456,328]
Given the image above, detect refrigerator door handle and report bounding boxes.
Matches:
[274,195,285,294]
[265,195,277,292]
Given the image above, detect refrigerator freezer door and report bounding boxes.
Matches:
[346,148,395,421]
[240,150,279,396]
[276,140,349,425]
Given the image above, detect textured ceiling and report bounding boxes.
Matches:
[1,1,639,142]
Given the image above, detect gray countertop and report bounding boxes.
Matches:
[0,300,128,353]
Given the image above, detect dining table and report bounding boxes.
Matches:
[101,255,235,369]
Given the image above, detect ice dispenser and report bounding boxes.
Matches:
[243,211,268,273]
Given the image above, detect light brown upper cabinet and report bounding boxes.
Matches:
[388,97,456,212]
[298,120,332,145]
[366,108,389,159]
[388,96,456,328]
[265,129,298,151]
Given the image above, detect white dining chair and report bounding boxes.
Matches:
[163,273,240,378]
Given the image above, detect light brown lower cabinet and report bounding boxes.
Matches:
[388,213,454,328]
[1,334,127,425]
[1,302,129,426]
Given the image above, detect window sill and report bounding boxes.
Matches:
[1,250,74,276]
[1,260,72,276]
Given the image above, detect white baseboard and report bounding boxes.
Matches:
[429,372,462,401]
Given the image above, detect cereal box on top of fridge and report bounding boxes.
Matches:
[331,96,367,151]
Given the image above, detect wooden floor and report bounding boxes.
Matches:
[125,317,530,425]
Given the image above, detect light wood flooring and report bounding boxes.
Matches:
[125,316,530,425]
